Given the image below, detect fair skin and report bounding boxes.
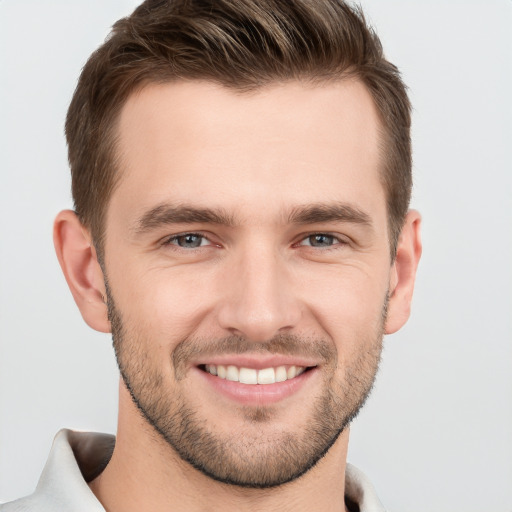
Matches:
[54,80,421,512]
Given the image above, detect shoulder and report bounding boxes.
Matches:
[0,429,113,512]
[345,463,387,512]
[0,494,55,512]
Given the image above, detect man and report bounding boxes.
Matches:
[1,0,421,510]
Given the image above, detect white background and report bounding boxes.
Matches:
[1,1,511,510]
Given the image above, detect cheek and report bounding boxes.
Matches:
[297,264,388,358]
[107,247,390,350]
[110,262,221,344]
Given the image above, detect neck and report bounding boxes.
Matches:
[89,384,350,512]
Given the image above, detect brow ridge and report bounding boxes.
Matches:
[134,201,372,234]
[135,203,236,233]
[287,202,372,226]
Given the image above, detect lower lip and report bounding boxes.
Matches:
[195,367,316,405]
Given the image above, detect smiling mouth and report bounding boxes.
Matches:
[199,364,314,385]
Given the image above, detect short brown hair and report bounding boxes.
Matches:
[66,0,412,257]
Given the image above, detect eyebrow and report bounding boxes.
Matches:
[135,203,236,233]
[134,201,372,234]
[287,202,372,227]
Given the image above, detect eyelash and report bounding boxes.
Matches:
[162,232,213,249]
[162,232,348,251]
[295,233,348,249]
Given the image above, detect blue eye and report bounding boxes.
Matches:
[310,234,334,247]
[168,233,208,249]
[302,234,337,247]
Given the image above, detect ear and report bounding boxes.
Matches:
[53,210,111,333]
[385,210,422,334]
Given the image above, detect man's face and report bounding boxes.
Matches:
[103,80,392,487]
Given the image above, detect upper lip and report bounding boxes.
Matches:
[193,354,320,370]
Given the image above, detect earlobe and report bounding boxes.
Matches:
[53,210,111,333]
[385,210,422,335]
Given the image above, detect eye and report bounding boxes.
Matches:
[298,233,344,248]
[165,233,210,249]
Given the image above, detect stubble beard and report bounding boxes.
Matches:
[106,285,386,489]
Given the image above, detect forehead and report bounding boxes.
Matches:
[110,80,385,225]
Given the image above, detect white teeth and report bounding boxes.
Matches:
[239,368,258,384]
[217,365,227,379]
[226,365,239,382]
[205,364,308,384]
[275,366,287,382]
[257,367,275,384]
[287,365,297,379]
[206,364,217,375]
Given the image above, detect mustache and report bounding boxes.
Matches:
[172,333,337,379]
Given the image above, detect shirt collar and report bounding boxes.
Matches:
[23,429,385,512]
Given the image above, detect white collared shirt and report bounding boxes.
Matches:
[1,429,386,511]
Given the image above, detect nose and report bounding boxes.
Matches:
[217,243,302,342]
